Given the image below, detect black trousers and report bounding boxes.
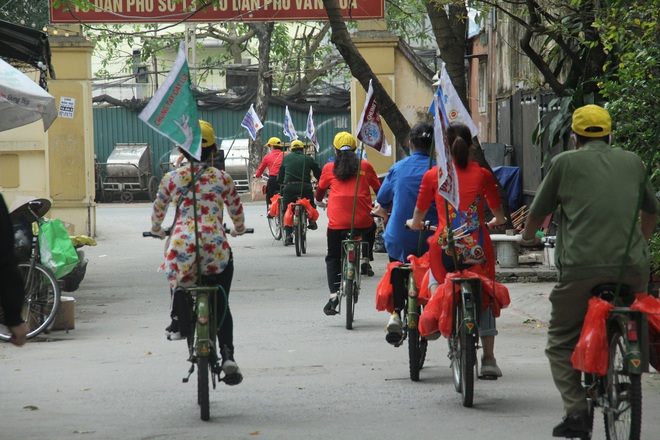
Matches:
[325,224,375,293]
[265,176,280,208]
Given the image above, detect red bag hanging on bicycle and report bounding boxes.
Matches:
[296,197,319,222]
[268,194,282,218]
[571,296,614,375]
[375,261,404,313]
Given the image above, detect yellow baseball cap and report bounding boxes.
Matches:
[290,140,304,149]
[571,105,611,137]
[265,137,282,147]
[333,131,357,151]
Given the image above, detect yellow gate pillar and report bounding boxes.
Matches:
[47,26,96,236]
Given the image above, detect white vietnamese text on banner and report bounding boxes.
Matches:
[356,79,391,156]
[433,93,460,210]
[429,62,479,138]
[283,105,298,140]
[139,42,202,159]
[305,106,319,151]
[241,103,263,141]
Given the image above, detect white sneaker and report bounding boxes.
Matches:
[386,313,402,335]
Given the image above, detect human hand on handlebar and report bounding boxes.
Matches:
[316,199,327,209]
[150,226,167,239]
[405,218,423,231]
[487,216,508,231]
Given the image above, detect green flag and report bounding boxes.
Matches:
[139,42,202,160]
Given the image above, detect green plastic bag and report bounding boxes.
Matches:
[38,219,79,279]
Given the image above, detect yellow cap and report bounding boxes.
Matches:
[333,131,357,151]
[199,120,216,148]
[265,137,282,147]
[290,140,304,149]
[571,105,611,137]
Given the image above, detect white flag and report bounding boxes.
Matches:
[241,104,263,141]
[356,79,391,156]
[433,93,460,210]
[305,106,319,151]
[429,62,479,138]
[283,105,298,140]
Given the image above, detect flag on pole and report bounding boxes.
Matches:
[241,103,263,141]
[433,93,460,210]
[356,79,391,156]
[139,42,202,160]
[429,62,479,138]
[305,105,319,151]
[283,106,298,140]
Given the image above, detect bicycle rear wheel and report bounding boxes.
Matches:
[460,325,476,408]
[300,213,307,255]
[267,204,282,240]
[408,306,425,382]
[344,279,355,330]
[604,327,642,440]
[295,215,303,257]
[198,356,210,421]
[0,263,61,340]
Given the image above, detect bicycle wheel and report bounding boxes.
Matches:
[300,213,307,255]
[294,214,303,257]
[461,326,476,408]
[344,278,354,330]
[604,327,642,440]
[0,263,61,340]
[267,204,282,240]
[198,356,210,421]
[408,306,424,382]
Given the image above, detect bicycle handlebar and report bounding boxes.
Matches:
[404,221,437,232]
[143,226,254,238]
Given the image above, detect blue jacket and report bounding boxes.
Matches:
[377,151,437,262]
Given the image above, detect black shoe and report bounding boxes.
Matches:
[361,262,374,277]
[323,297,339,316]
[284,235,293,246]
[220,345,243,386]
[308,220,318,230]
[552,411,591,438]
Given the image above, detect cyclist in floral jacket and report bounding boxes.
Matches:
[150,120,245,385]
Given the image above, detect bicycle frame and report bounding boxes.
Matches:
[186,286,219,360]
[339,238,362,330]
[451,278,482,338]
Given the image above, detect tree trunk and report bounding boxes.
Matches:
[322,0,410,158]
[247,23,274,175]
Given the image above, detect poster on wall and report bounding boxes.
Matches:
[49,0,385,23]
[58,97,75,119]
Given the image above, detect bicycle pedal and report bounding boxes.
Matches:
[222,372,243,386]
[478,374,498,381]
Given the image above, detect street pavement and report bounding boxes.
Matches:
[1,201,659,440]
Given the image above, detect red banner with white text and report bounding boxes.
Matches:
[49,0,384,23]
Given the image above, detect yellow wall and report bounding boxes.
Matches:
[352,21,435,175]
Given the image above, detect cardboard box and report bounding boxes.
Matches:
[51,296,75,331]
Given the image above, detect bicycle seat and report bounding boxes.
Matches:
[591,283,633,303]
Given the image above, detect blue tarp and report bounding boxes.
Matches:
[493,166,522,212]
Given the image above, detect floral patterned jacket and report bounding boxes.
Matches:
[151,164,245,290]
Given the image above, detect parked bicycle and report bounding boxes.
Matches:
[0,199,61,341]
[143,225,253,421]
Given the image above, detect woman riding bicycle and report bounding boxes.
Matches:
[150,120,246,385]
[315,132,381,316]
[407,123,507,377]
[254,137,284,211]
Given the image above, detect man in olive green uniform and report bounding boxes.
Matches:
[278,140,322,245]
[519,105,659,438]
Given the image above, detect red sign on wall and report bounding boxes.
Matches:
[49,0,385,23]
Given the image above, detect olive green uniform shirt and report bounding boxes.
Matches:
[529,140,659,282]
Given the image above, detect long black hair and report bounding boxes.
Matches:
[446,123,473,169]
[409,122,433,152]
[333,150,360,181]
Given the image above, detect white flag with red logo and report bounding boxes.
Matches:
[433,93,460,210]
[356,79,391,156]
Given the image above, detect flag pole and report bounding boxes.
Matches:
[416,140,435,257]
[349,143,364,240]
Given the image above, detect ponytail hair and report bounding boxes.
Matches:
[409,122,433,152]
[446,123,473,169]
[333,150,359,181]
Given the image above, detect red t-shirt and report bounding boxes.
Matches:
[417,162,501,282]
[255,149,283,178]
[316,161,381,229]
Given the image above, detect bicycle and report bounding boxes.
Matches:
[0,199,62,341]
[266,178,284,241]
[579,283,649,440]
[143,225,253,421]
[335,232,370,330]
[292,201,308,257]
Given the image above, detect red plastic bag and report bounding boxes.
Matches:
[631,293,660,334]
[375,261,403,313]
[297,198,319,222]
[283,203,294,227]
[407,252,430,294]
[417,269,431,306]
[571,296,614,375]
[268,194,281,217]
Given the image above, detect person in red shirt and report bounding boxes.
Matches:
[407,123,507,376]
[254,137,284,211]
[315,132,381,315]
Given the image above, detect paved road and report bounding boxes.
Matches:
[2,202,659,439]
